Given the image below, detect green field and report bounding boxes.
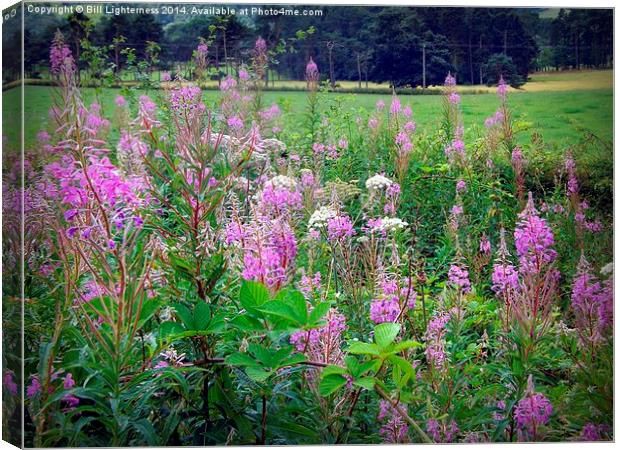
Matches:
[2,73,612,150]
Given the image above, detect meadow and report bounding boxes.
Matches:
[1,36,614,446]
[2,70,613,148]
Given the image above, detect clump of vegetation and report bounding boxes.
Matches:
[2,26,613,447]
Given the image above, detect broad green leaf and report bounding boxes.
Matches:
[287,290,309,325]
[319,374,347,396]
[249,343,276,366]
[388,355,415,387]
[159,322,185,341]
[344,356,360,376]
[136,299,161,330]
[226,353,258,367]
[205,316,226,333]
[309,302,331,325]
[239,280,270,310]
[347,342,381,355]
[259,300,296,323]
[392,340,421,353]
[353,377,376,390]
[230,315,264,331]
[245,366,272,383]
[374,322,401,349]
[271,346,294,365]
[323,364,348,377]
[174,304,193,330]
[281,353,306,367]
[193,302,211,330]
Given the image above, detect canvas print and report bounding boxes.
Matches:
[1,1,614,446]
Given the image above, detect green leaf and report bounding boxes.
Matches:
[374,322,401,349]
[205,316,226,333]
[249,343,276,367]
[259,300,296,323]
[388,355,416,387]
[319,374,347,396]
[347,342,381,355]
[281,353,306,367]
[353,377,376,390]
[239,280,270,310]
[309,302,331,325]
[287,290,308,325]
[245,367,272,383]
[231,315,264,331]
[136,299,161,330]
[226,353,258,367]
[392,340,421,353]
[159,322,185,341]
[193,302,211,330]
[174,304,194,330]
[322,365,348,377]
[344,356,360,376]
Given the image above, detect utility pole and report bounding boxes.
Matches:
[422,43,426,88]
[327,41,335,89]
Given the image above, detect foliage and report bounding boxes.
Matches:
[1,28,613,447]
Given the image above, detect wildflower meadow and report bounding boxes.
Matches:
[1,4,614,447]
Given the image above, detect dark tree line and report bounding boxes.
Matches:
[8,6,613,88]
[546,9,614,70]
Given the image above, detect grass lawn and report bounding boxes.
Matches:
[2,82,612,150]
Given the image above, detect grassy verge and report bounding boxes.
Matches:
[2,84,612,149]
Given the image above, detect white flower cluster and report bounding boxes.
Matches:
[265,175,297,191]
[365,174,393,192]
[308,206,338,230]
[376,217,408,232]
[601,262,613,276]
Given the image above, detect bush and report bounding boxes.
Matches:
[482,53,524,88]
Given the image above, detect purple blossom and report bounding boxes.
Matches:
[425,313,450,369]
[255,37,267,53]
[27,376,41,398]
[514,391,553,439]
[444,73,456,86]
[290,308,347,366]
[479,234,491,254]
[170,86,204,113]
[514,193,557,273]
[497,76,508,100]
[390,96,402,115]
[580,423,608,441]
[196,43,209,56]
[3,371,17,395]
[565,153,579,197]
[50,31,75,75]
[370,296,400,323]
[448,92,461,104]
[227,116,244,130]
[492,263,519,294]
[448,264,471,293]
[571,255,613,347]
[427,418,458,443]
[326,215,356,242]
[378,400,409,443]
[404,121,416,133]
[220,76,238,91]
[306,58,319,83]
[115,95,127,107]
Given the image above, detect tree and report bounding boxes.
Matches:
[482,53,523,87]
